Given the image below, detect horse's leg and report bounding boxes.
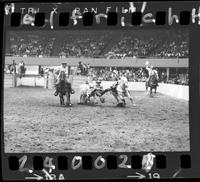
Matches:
[145,83,148,92]
[101,88,111,96]
[88,89,96,101]
[150,87,153,97]
[59,94,64,105]
[117,91,125,106]
[65,93,68,106]
[93,95,98,104]
[80,94,83,103]
[98,91,105,103]
[112,91,119,104]
[68,93,71,106]
[62,94,65,105]
[66,92,71,106]
[146,87,149,95]
[59,95,62,105]
[54,85,59,96]
[117,93,125,107]
[122,98,126,106]
[126,90,136,106]
[83,94,88,104]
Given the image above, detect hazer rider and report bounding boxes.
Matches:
[54,63,75,96]
[145,61,159,87]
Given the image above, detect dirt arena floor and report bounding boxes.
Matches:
[4,87,190,153]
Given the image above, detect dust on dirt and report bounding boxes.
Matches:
[4,87,189,153]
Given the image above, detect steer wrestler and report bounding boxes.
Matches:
[116,72,136,107]
[87,78,105,103]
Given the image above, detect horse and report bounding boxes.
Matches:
[18,64,26,78]
[145,74,158,97]
[8,64,16,74]
[57,71,73,106]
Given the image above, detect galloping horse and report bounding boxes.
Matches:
[57,71,73,106]
[145,73,158,97]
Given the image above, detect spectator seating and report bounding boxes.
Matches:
[6,30,189,59]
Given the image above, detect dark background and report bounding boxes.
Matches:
[0,0,200,180]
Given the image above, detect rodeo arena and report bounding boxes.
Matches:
[4,29,190,152]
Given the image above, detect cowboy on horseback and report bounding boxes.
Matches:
[145,61,159,95]
[18,61,26,78]
[8,60,17,74]
[54,63,75,96]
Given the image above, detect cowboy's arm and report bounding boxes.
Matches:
[155,70,159,80]
[57,69,61,77]
[156,73,159,80]
[146,65,150,72]
[145,61,150,73]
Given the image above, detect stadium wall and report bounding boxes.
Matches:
[100,81,189,101]
[5,56,188,68]
[4,74,15,88]
[4,75,188,101]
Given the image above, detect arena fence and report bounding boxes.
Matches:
[100,81,189,101]
[5,56,188,67]
[4,74,189,101]
[4,73,16,88]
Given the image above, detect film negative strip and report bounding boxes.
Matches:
[1,0,200,180]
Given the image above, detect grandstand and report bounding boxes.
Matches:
[6,29,189,58]
[5,29,189,85]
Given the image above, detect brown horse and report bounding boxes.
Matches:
[145,74,158,97]
[18,64,26,78]
[57,71,74,106]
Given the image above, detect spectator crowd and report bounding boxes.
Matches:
[7,30,189,59]
[59,34,110,58]
[77,63,189,85]
[8,33,55,57]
